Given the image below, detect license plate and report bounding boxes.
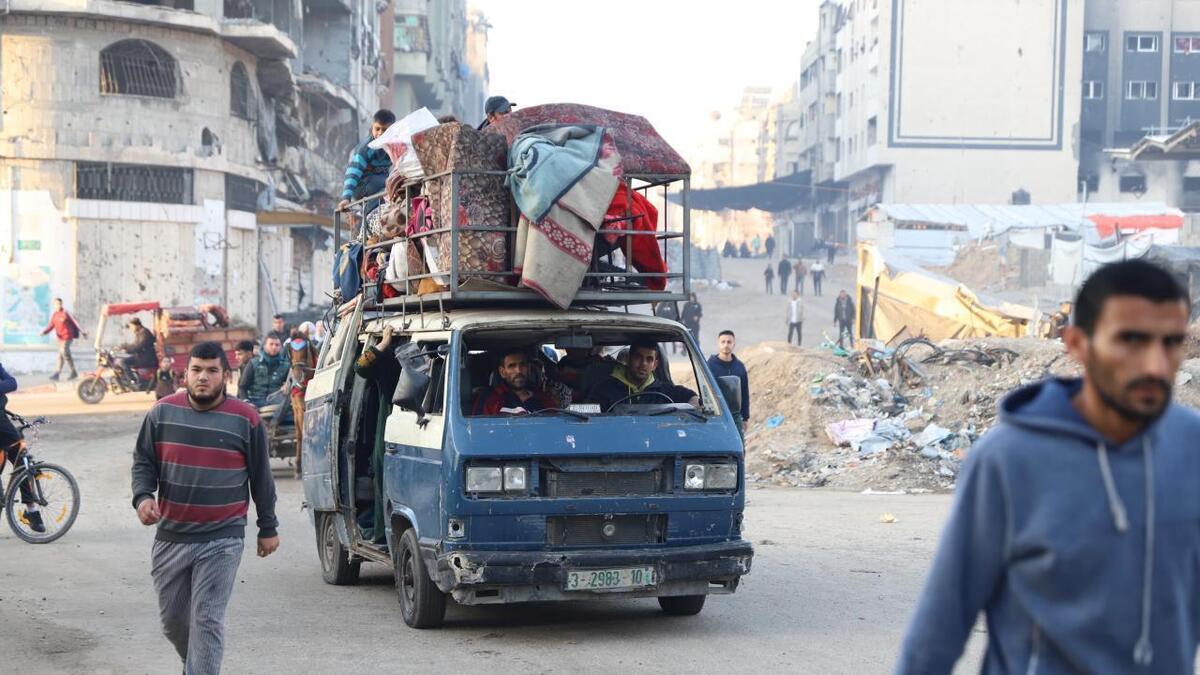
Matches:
[564,566,657,591]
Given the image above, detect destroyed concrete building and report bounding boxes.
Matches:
[0,0,489,371]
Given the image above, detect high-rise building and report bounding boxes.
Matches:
[1079,1,1200,213]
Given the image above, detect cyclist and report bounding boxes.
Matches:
[0,362,41,533]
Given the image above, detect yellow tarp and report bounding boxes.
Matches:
[855,242,1035,343]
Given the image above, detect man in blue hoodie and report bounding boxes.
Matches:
[897,259,1199,674]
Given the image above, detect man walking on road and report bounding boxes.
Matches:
[763,263,775,295]
[793,259,806,295]
[41,297,84,381]
[706,330,749,431]
[777,258,791,295]
[897,260,1200,674]
[786,291,804,346]
[834,290,855,348]
[131,341,279,675]
[810,260,825,296]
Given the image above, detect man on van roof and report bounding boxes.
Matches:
[591,340,699,412]
[472,348,556,415]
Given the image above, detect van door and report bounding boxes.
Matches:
[302,299,364,512]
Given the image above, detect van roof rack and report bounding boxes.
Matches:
[335,171,692,315]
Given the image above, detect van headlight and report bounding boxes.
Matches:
[466,465,527,494]
[683,462,738,491]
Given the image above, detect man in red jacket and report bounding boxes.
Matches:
[41,298,85,381]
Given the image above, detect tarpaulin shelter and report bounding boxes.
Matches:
[856,242,1038,344]
[666,171,813,213]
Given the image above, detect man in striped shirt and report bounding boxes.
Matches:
[336,108,395,213]
[132,341,279,675]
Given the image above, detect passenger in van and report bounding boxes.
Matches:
[591,340,699,412]
[553,347,615,404]
[472,348,557,415]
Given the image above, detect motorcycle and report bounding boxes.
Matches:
[76,350,164,405]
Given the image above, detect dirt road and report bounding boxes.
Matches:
[0,408,986,674]
[688,254,854,355]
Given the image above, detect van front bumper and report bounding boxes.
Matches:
[428,540,753,605]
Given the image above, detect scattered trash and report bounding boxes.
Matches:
[861,488,906,496]
[913,424,952,448]
[879,513,897,524]
[765,414,785,429]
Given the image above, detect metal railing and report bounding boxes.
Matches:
[333,169,691,311]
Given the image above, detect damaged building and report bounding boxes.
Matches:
[0,0,486,371]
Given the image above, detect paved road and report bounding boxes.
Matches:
[1,405,987,674]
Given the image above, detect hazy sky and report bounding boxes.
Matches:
[472,0,817,155]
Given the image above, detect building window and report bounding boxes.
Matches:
[1174,36,1200,54]
[230,62,255,121]
[99,40,178,98]
[1119,175,1148,194]
[1085,32,1107,53]
[225,174,263,212]
[75,162,193,204]
[1127,80,1158,100]
[1126,34,1159,53]
[1083,81,1104,99]
[1174,82,1200,100]
[1184,176,1200,193]
[867,116,878,145]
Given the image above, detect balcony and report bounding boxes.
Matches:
[4,0,216,33]
[221,0,298,60]
[296,73,356,110]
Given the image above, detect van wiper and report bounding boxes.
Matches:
[528,408,590,421]
[649,407,708,422]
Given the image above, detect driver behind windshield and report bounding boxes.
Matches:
[591,339,699,412]
[472,348,557,415]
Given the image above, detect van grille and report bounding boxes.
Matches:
[547,470,663,497]
[546,514,667,547]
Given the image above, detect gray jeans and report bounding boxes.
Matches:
[151,537,243,675]
[56,338,76,376]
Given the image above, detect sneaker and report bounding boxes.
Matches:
[67,372,79,381]
[25,510,45,534]
[48,373,59,382]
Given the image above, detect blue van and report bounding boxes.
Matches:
[301,300,753,628]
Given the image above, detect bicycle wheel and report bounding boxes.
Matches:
[5,463,80,544]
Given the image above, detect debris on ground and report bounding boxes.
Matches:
[736,332,1200,492]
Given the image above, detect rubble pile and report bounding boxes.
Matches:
[932,242,1015,291]
[742,337,1082,492]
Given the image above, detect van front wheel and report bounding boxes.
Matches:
[658,594,706,616]
[317,513,360,585]
[394,527,446,628]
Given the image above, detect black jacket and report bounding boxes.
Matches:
[834,296,856,325]
[706,354,750,421]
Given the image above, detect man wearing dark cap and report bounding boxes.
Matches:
[478,95,516,130]
[120,318,158,386]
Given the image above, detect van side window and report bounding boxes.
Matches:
[418,341,447,415]
[319,316,352,369]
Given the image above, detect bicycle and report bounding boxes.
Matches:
[0,411,80,543]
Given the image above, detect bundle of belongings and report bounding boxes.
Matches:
[333,103,686,307]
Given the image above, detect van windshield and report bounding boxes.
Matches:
[461,326,716,419]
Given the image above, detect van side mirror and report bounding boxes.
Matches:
[717,376,742,417]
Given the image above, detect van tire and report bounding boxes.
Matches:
[317,513,360,585]
[658,594,706,616]
[394,527,446,628]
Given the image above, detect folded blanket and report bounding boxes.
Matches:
[509,125,608,224]
[513,129,623,308]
